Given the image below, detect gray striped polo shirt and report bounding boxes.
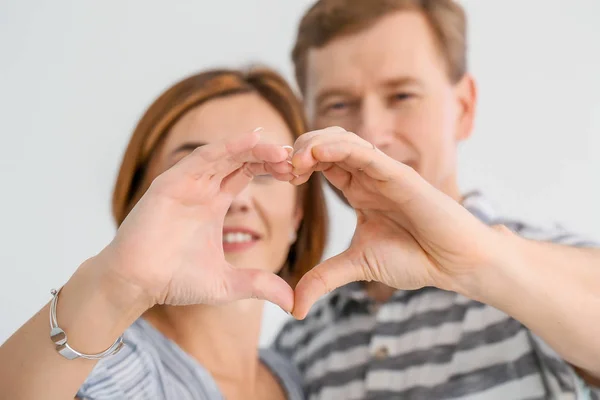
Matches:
[273,192,600,400]
[77,318,304,399]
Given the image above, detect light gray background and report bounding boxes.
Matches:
[1,0,598,347]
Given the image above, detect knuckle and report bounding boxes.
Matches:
[191,146,210,162]
[312,268,331,293]
[327,126,347,134]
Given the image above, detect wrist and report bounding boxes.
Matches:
[88,250,155,315]
[444,224,521,304]
[54,255,152,354]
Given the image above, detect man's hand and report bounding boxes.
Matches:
[289,126,600,383]
[289,127,500,318]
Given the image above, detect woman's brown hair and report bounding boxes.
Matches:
[111,67,327,285]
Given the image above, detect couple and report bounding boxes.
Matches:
[2,0,600,399]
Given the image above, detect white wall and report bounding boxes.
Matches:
[1,0,598,347]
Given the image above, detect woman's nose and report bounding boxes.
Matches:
[228,185,252,214]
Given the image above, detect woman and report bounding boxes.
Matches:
[0,67,327,399]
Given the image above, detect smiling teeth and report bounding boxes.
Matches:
[223,232,253,243]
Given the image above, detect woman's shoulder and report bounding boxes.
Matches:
[260,348,305,400]
[77,319,165,399]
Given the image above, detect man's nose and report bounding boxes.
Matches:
[355,97,395,150]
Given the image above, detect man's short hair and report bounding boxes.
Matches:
[293,0,468,92]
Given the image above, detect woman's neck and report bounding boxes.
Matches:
[143,300,264,389]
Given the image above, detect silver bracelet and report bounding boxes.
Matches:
[49,288,124,360]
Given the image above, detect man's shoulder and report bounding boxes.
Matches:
[464,191,598,247]
[494,217,598,247]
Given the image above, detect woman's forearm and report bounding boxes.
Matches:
[0,256,151,399]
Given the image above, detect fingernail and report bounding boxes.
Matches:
[253,127,264,132]
[282,145,293,159]
[282,145,293,154]
[278,306,292,315]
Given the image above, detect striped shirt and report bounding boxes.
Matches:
[77,318,304,400]
[273,192,600,400]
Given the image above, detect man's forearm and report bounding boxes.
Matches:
[456,226,600,377]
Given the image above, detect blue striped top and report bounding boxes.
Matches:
[77,318,304,399]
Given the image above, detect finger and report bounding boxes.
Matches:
[175,130,290,181]
[225,267,295,313]
[312,141,397,181]
[169,130,260,181]
[290,171,313,186]
[267,160,293,175]
[220,165,253,197]
[213,143,288,180]
[221,161,295,198]
[250,142,290,164]
[292,126,347,153]
[204,129,262,162]
[321,164,352,192]
[292,130,368,175]
[245,163,295,182]
[292,251,365,319]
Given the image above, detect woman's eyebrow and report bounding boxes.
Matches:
[171,142,207,156]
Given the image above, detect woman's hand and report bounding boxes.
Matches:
[289,127,499,318]
[98,130,296,312]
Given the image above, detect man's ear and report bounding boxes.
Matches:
[454,73,478,141]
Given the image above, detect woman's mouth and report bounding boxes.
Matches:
[222,228,260,253]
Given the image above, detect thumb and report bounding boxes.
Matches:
[293,250,365,319]
[224,266,295,313]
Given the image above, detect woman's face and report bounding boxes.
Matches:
[152,92,302,274]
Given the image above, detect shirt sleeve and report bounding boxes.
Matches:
[76,340,162,400]
[528,333,600,399]
[527,228,600,399]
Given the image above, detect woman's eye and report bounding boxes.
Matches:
[392,92,414,103]
[329,102,347,110]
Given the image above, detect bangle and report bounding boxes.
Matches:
[49,288,124,360]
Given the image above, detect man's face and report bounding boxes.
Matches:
[304,11,476,198]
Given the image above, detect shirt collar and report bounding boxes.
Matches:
[328,190,498,317]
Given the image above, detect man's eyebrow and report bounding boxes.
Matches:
[315,88,355,105]
[315,76,423,104]
[381,76,424,89]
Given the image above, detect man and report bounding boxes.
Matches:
[273,0,600,398]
